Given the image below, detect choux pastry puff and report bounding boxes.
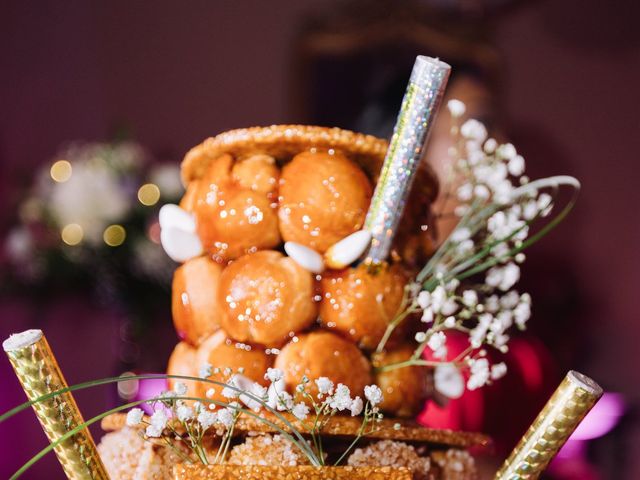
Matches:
[192,153,281,261]
[371,344,433,418]
[166,341,199,401]
[195,330,273,404]
[217,250,318,347]
[319,263,408,350]
[278,150,372,253]
[275,331,372,398]
[171,255,223,345]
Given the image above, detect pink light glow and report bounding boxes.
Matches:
[134,376,168,415]
[569,392,624,441]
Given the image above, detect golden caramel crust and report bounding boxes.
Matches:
[275,331,372,398]
[172,256,224,345]
[195,330,273,403]
[174,465,413,480]
[193,154,281,261]
[182,126,388,184]
[372,345,433,418]
[319,264,408,350]
[217,250,318,347]
[102,412,490,448]
[278,151,372,253]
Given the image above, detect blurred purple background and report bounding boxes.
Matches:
[1,1,639,478]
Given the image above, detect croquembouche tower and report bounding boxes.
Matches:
[1,55,602,480]
[98,57,489,479]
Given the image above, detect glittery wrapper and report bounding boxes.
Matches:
[364,55,450,264]
[495,371,603,480]
[173,465,413,480]
[3,329,110,480]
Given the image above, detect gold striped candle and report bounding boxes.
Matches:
[495,370,603,480]
[3,329,109,479]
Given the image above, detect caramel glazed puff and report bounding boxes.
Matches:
[320,263,409,351]
[195,330,273,404]
[217,250,318,347]
[278,149,372,252]
[372,344,433,418]
[172,255,223,345]
[275,331,373,399]
[190,153,282,262]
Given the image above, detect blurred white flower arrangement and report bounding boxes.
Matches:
[1,140,183,321]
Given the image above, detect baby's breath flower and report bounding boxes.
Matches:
[491,362,508,380]
[292,402,310,420]
[173,382,188,396]
[434,364,464,399]
[440,298,458,316]
[145,409,168,437]
[240,382,267,411]
[415,332,427,343]
[125,408,144,426]
[514,302,531,329]
[462,290,478,307]
[447,99,466,118]
[364,385,383,406]
[427,332,448,360]
[457,183,473,201]
[349,396,363,416]
[461,119,488,143]
[483,138,498,153]
[315,377,334,395]
[265,367,284,382]
[467,358,490,390]
[206,388,216,399]
[431,286,447,313]
[216,408,234,428]
[500,291,520,309]
[497,143,517,160]
[145,424,163,438]
[176,404,194,422]
[330,384,353,411]
[199,363,212,379]
[444,316,456,328]
[450,227,470,242]
[421,307,434,323]
[417,291,431,309]
[508,155,525,176]
[197,410,217,430]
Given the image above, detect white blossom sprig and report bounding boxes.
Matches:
[122,369,385,467]
[375,99,579,400]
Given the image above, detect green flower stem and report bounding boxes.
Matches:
[2,374,322,469]
[333,403,371,466]
[374,358,450,374]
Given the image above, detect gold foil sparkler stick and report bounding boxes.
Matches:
[495,370,603,480]
[3,329,109,480]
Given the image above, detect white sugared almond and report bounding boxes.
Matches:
[324,230,371,270]
[160,226,203,263]
[159,204,196,233]
[284,242,325,274]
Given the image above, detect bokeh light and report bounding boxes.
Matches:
[137,183,161,206]
[103,224,126,247]
[61,223,83,245]
[117,371,139,401]
[50,160,72,183]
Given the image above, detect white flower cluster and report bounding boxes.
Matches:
[374,101,558,402]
